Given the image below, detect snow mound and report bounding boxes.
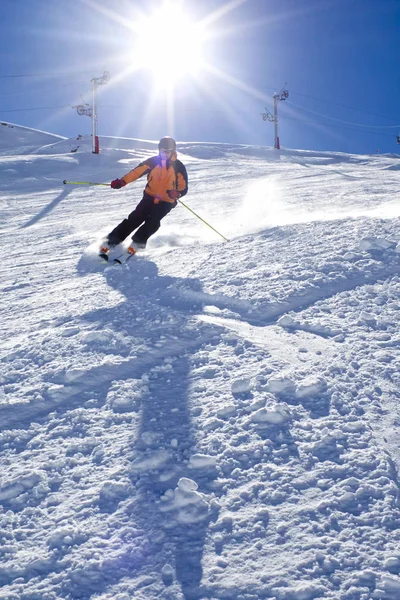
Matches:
[159,477,211,525]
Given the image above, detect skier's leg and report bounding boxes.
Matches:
[132,202,174,244]
[132,218,161,243]
[106,196,152,245]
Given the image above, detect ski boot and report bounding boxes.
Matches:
[98,241,115,262]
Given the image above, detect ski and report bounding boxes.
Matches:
[113,251,136,264]
[97,251,135,265]
[97,244,140,265]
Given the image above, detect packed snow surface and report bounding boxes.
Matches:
[1,122,400,599]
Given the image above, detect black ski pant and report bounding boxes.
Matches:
[107,194,175,245]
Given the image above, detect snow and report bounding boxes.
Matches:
[1,122,400,599]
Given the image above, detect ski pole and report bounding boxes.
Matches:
[177,198,229,242]
[63,180,110,186]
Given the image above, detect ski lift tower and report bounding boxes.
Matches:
[261,86,289,149]
[73,71,110,154]
[91,71,110,154]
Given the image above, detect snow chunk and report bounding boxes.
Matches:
[99,480,131,504]
[161,563,174,584]
[216,404,237,419]
[176,477,198,492]
[106,378,148,412]
[277,315,296,328]
[0,472,42,502]
[131,450,170,472]
[61,368,86,384]
[384,557,400,574]
[250,404,292,425]
[60,327,80,337]
[159,477,210,524]
[83,329,115,344]
[301,430,343,462]
[188,453,217,470]
[358,310,376,324]
[375,350,394,363]
[358,236,395,251]
[47,527,87,549]
[266,375,295,394]
[203,418,225,431]
[343,251,360,260]
[295,376,327,399]
[376,574,400,596]
[287,582,328,599]
[231,377,253,394]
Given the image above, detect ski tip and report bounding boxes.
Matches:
[113,258,122,264]
[99,253,109,262]
[63,179,67,184]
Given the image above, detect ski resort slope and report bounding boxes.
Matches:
[1,122,400,600]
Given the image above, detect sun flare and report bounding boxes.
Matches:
[131,1,207,87]
[87,0,266,137]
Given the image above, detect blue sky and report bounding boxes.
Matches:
[1,0,399,154]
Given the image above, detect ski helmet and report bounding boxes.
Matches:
[158,136,176,151]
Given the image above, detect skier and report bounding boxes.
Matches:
[99,136,188,258]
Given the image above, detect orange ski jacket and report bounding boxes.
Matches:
[121,151,188,204]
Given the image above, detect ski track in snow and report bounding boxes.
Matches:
[1,125,400,599]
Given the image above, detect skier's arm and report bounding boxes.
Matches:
[122,160,153,184]
[176,162,188,198]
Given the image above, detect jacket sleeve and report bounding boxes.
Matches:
[176,161,188,197]
[122,158,153,184]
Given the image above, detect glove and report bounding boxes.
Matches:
[111,178,126,189]
[167,189,181,200]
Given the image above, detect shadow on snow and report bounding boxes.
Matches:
[20,187,71,228]
[73,255,220,599]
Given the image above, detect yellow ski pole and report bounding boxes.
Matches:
[63,180,110,186]
[177,198,229,242]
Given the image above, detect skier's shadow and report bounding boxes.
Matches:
[77,255,218,599]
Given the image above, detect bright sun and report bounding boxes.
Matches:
[96,0,264,135]
[132,1,206,87]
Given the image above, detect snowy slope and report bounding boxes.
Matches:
[0,121,66,156]
[1,123,400,600]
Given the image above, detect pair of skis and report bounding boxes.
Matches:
[99,249,136,265]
